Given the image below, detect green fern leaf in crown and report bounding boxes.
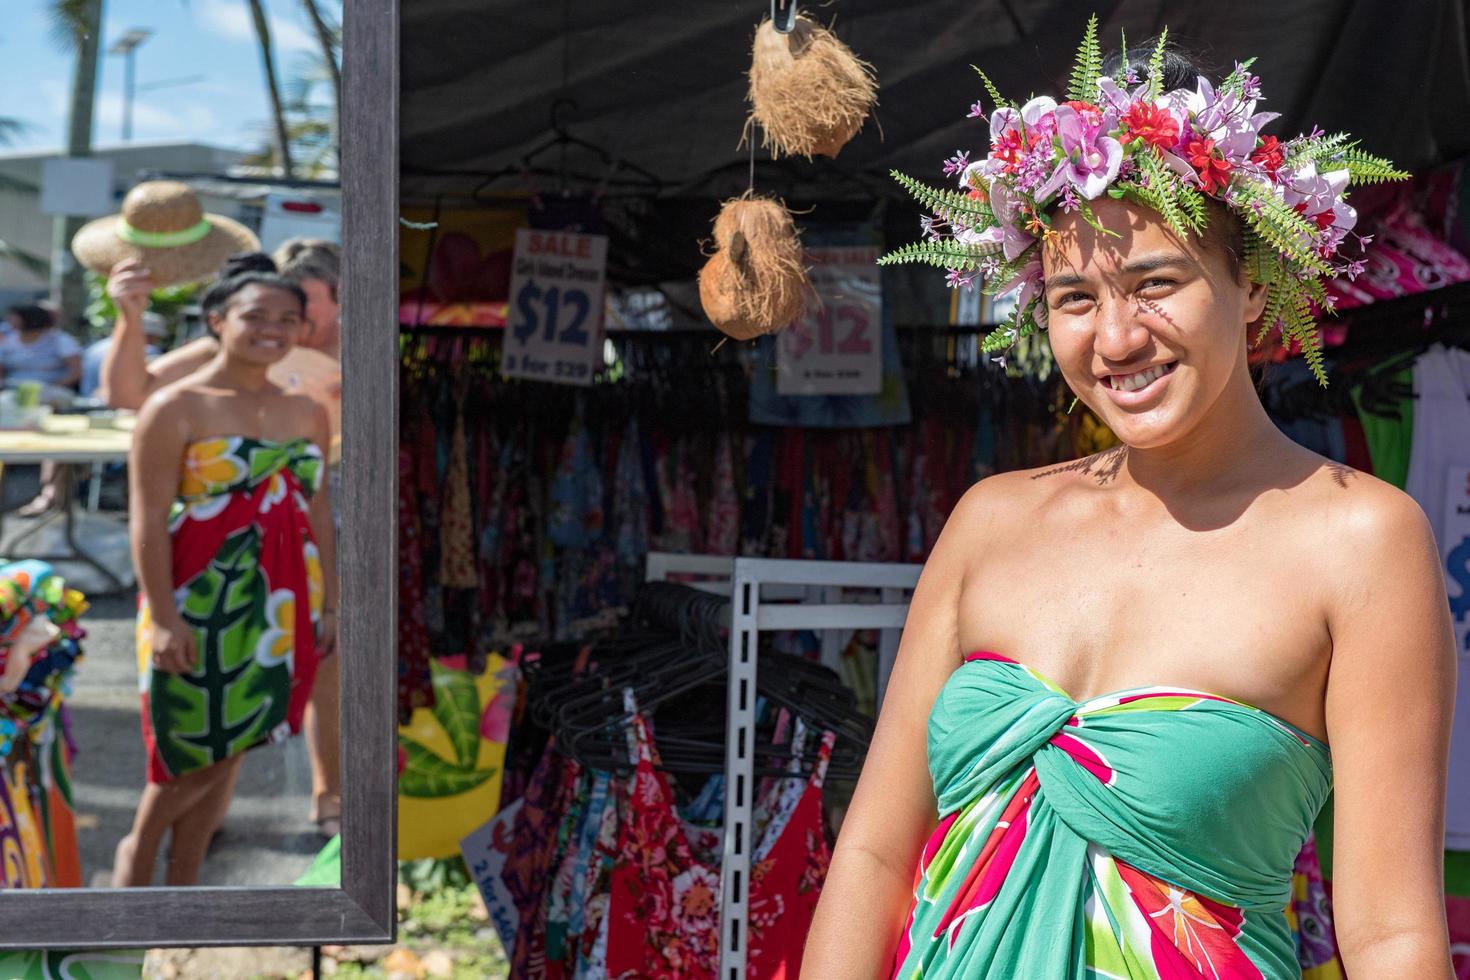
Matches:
[972,67,1013,111]
[1067,14,1103,103]
[1218,57,1257,97]
[1176,182,1208,232]
[877,239,998,272]
[1144,29,1169,101]
[979,253,1037,295]
[1338,148,1413,185]
[1230,180,1336,277]
[1284,132,1354,169]
[890,170,996,226]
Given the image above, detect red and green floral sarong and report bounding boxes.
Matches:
[137,437,324,783]
[894,651,1334,979]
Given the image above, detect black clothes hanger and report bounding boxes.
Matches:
[472,98,663,202]
[540,582,871,780]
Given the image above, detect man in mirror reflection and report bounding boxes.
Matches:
[99,240,345,839]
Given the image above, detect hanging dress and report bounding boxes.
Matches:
[893,652,1331,979]
[137,437,325,783]
[606,700,721,979]
[748,728,836,980]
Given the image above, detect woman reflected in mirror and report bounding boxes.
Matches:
[113,254,338,887]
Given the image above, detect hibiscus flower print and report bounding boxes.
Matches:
[258,471,290,513]
[179,438,247,499]
[255,589,299,668]
[304,541,324,619]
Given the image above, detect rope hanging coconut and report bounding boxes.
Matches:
[746,14,877,159]
[698,196,809,340]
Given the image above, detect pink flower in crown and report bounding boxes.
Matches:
[964,180,1034,261]
[1279,162,1356,246]
[1035,103,1123,201]
[1095,77,1139,118]
[1174,75,1279,164]
[994,254,1047,327]
[985,96,1060,177]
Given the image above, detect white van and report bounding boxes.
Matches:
[256,191,341,253]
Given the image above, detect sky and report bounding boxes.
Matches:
[0,0,340,154]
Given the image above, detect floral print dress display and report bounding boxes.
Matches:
[137,437,324,783]
[893,652,1335,979]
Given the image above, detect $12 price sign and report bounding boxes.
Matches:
[777,246,883,396]
[502,229,608,386]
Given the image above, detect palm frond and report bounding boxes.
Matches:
[46,0,97,51]
[0,240,49,278]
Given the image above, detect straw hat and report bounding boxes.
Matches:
[71,181,260,287]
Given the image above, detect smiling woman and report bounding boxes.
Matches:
[807,22,1457,980]
[116,257,332,888]
[1042,198,1267,446]
[0,0,395,953]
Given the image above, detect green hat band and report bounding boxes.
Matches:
[116,218,213,249]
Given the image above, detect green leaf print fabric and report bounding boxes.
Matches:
[136,437,325,783]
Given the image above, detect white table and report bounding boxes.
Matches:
[0,416,134,594]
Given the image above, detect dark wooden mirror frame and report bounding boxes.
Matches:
[0,0,398,948]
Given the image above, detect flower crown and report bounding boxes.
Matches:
[879,17,1409,383]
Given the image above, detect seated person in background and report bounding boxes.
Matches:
[2,304,85,517]
[0,304,82,393]
[81,312,164,399]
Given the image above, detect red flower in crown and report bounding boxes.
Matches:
[1185,137,1233,194]
[1250,135,1286,175]
[1063,99,1105,128]
[1292,202,1337,231]
[992,128,1027,171]
[1120,101,1181,152]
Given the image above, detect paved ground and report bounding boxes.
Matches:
[1,463,326,888]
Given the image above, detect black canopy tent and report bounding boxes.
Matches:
[399,0,1470,294]
[402,0,1470,198]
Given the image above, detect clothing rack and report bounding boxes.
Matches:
[644,553,922,980]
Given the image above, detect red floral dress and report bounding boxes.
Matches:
[606,704,720,979]
[747,729,835,979]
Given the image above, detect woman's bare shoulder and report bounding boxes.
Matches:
[1292,461,1438,578]
[961,448,1125,513]
[1301,461,1428,533]
[936,451,1117,559]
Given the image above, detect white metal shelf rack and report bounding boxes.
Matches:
[645,553,922,980]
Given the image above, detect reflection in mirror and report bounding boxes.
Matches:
[0,0,343,890]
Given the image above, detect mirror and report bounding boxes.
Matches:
[0,0,394,947]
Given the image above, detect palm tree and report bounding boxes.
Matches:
[297,0,340,152]
[241,48,336,177]
[246,0,295,178]
[47,0,103,332]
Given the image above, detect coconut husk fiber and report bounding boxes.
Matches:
[699,196,808,340]
[747,15,877,160]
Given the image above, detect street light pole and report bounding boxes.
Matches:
[122,45,134,141]
[107,28,151,144]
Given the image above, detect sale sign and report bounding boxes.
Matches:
[777,246,883,395]
[502,229,607,386]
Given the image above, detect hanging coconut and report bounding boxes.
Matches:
[747,14,877,160]
[698,196,808,340]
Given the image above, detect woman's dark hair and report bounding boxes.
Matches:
[5,304,53,333]
[1096,41,1246,282]
[200,252,307,325]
